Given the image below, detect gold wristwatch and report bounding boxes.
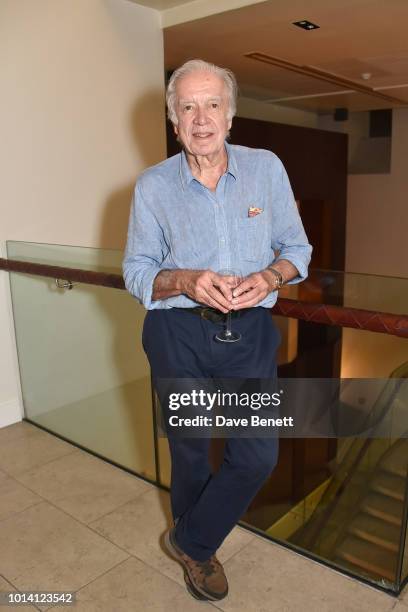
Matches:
[266,266,284,290]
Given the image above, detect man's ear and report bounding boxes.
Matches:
[173,124,179,136]
[227,119,232,131]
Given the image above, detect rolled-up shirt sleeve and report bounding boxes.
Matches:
[122,180,169,310]
[270,158,313,284]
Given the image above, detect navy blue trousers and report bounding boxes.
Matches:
[142,307,280,561]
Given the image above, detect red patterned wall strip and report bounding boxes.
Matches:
[0,258,125,290]
[1,258,407,338]
[273,298,408,338]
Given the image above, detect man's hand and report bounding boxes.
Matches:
[152,261,299,310]
[152,269,234,312]
[231,260,300,309]
[230,270,276,310]
[180,270,234,313]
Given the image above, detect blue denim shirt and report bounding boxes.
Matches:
[123,142,312,309]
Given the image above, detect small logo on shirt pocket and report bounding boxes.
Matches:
[248,206,263,217]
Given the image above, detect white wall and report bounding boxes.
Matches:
[318,109,408,378]
[317,111,370,169]
[346,108,408,277]
[317,108,408,277]
[0,0,166,427]
[339,108,408,379]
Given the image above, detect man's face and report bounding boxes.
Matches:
[173,70,232,158]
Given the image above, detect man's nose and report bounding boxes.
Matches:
[194,107,208,124]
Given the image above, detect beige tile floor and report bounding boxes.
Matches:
[0,421,406,612]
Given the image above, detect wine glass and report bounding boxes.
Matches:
[215,268,242,343]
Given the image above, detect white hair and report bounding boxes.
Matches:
[166,59,238,126]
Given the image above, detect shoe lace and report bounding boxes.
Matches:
[200,558,216,577]
[183,553,221,580]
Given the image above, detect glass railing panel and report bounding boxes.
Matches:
[6,240,122,273]
[233,317,407,593]
[339,265,408,382]
[6,244,407,314]
[7,246,155,481]
[5,241,408,593]
[300,269,407,315]
[150,295,407,592]
[402,472,408,587]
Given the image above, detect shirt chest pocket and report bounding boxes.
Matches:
[235,215,268,262]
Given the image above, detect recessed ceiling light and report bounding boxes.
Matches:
[293,20,320,30]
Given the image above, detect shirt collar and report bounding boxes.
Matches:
[179,141,237,190]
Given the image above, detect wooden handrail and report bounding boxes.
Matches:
[1,257,407,338]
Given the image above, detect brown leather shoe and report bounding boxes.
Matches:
[164,528,228,601]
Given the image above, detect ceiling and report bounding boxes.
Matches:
[163,0,408,113]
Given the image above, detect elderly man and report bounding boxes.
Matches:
[123,59,312,602]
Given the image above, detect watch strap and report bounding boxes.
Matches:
[267,266,284,289]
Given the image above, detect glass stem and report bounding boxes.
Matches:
[226,311,232,336]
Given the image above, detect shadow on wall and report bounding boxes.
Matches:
[63,88,167,475]
[98,88,166,250]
